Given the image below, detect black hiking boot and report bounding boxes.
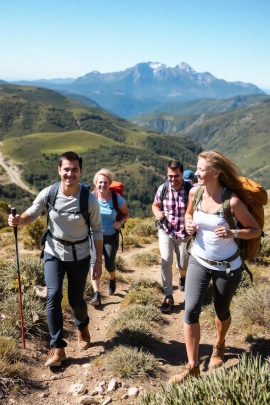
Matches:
[108,278,116,295]
[160,295,174,313]
[90,291,101,307]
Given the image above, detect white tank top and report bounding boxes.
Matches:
[191,201,242,271]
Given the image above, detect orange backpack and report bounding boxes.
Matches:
[222,177,268,261]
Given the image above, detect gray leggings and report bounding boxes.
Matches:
[185,255,242,324]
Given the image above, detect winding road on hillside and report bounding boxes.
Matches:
[0,150,36,195]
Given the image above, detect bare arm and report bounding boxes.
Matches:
[152,201,165,221]
[184,187,198,235]
[215,194,261,240]
[114,202,130,230]
[92,239,103,280]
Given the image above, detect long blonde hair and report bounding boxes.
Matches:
[93,168,114,186]
[198,151,247,203]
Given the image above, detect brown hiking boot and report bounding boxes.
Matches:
[209,340,225,369]
[45,348,67,367]
[168,363,200,385]
[77,326,91,350]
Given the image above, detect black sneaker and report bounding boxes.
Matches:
[161,296,174,313]
[90,291,101,307]
[108,278,116,295]
[179,277,186,292]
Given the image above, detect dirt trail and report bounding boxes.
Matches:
[3,239,252,405]
[0,150,36,195]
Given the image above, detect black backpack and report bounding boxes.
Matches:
[41,181,91,261]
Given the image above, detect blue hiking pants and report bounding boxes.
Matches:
[44,253,90,348]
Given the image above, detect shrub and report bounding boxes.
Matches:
[108,304,162,336]
[141,354,270,405]
[1,291,47,338]
[23,217,46,249]
[0,336,26,390]
[0,232,14,248]
[0,258,47,338]
[105,345,159,378]
[132,220,157,237]
[132,252,160,267]
[124,234,140,248]
[256,238,270,264]
[112,320,160,347]
[0,258,45,294]
[130,278,161,291]
[120,288,160,309]
[231,285,270,334]
[115,255,126,272]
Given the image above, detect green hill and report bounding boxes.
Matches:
[182,99,270,188]
[0,84,201,217]
[140,94,270,116]
[131,96,270,189]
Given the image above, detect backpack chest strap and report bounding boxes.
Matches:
[47,230,89,261]
[47,202,82,216]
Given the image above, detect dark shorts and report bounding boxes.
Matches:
[185,255,243,324]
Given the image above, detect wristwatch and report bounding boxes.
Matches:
[233,230,238,238]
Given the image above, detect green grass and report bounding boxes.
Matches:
[142,354,270,405]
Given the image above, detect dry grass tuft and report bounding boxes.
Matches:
[108,304,162,337]
[120,288,160,310]
[0,336,26,397]
[231,284,270,334]
[105,345,159,378]
[132,252,159,267]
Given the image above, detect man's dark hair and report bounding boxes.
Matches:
[59,151,83,170]
[167,160,183,173]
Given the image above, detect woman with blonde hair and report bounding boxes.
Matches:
[169,151,261,384]
[90,168,129,306]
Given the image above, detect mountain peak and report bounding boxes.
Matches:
[176,62,195,72]
[149,62,167,71]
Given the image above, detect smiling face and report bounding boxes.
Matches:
[167,167,183,191]
[58,159,82,188]
[96,174,111,193]
[196,157,218,185]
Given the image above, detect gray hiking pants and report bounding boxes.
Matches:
[159,228,189,297]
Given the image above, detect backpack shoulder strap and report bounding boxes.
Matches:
[193,186,204,211]
[222,188,235,229]
[160,181,169,211]
[184,181,193,198]
[46,181,61,208]
[111,190,119,212]
[80,184,90,229]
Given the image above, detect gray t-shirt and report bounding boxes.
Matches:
[26,184,103,261]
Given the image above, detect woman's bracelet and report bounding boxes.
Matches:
[95,260,103,264]
[185,218,192,223]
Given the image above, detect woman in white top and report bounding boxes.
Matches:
[169,151,261,384]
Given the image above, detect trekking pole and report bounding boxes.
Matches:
[11,207,26,349]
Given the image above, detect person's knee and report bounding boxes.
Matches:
[47,288,62,306]
[161,258,173,270]
[215,310,230,321]
[106,266,115,273]
[69,295,84,310]
[185,306,200,324]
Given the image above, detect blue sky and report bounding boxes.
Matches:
[1,0,269,89]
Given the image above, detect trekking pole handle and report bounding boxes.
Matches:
[11,207,17,237]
